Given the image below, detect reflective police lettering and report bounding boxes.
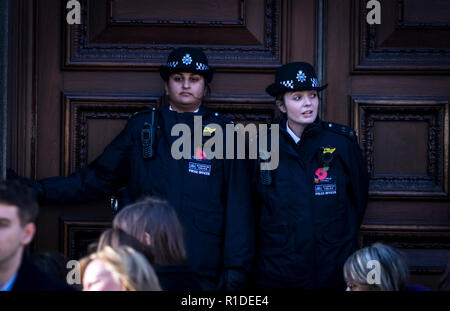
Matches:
[188,162,211,176]
[314,176,337,196]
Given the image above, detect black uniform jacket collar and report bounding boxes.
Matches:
[162,105,215,124]
[278,117,322,159]
[159,105,222,147]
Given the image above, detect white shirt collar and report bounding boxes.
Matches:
[286,121,301,144]
[169,105,199,113]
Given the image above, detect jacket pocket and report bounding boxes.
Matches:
[321,213,350,244]
[183,160,223,209]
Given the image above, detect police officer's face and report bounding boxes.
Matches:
[278,90,319,130]
[165,72,207,112]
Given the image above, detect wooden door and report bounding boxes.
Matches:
[326,0,450,289]
[8,0,318,260]
[8,0,449,289]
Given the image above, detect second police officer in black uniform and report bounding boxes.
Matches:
[252,62,369,290]
[17,48,254,291]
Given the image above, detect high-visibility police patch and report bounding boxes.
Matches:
[314,176,337,196]
[188,162,211,176]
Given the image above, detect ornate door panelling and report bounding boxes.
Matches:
[60,217,111,260]
[9,0,320,261]
[62,93,161,175]
[204,95,276,125]
[351,0,450,72]
[63,93,277,175]
[352,96,449,198]
[64,0,281,71]
[111,0,245,25]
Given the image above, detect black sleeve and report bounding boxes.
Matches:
[222,157,255,273]
[40,121,134,204]
[222,126,255,273]
[348,139,369,225]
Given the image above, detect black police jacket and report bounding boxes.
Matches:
[40,106,254,279]
[253,118,369,290]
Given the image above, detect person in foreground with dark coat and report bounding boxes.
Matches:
[0,180,75,291]
[8,47,254,291]
[252,62,369,290]
[112,197,201,291]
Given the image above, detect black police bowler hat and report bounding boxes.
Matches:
[160,47,215,83]
[266,62,328,97]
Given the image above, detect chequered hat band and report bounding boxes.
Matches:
[167,53,209,71]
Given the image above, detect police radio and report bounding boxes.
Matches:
[259,150,272,186]
[141,108,156,159]
[110,195,119,216]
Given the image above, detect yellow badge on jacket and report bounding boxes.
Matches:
[203,126,216,135]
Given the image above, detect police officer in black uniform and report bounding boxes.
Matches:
[252,62,369,290]
[8,48,254,291]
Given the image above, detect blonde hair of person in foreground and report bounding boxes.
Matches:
[80,246,162,291]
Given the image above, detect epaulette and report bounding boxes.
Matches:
[129,107,157,119]
[322,122,357,141]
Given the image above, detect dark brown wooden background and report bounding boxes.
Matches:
[7,0,450,289]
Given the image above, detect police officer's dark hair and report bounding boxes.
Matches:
[113,197,186,266]
[204,82,211,98]
[0,180,39,225]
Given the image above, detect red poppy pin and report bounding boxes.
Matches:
[195,148,206,160]
[315,168,327,180]
[315,147,335,183]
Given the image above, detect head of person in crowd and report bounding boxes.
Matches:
[266,62,327,137]
[80,246,161,291]
[343,242,409,291]
[97,228,155,265]
[0,180,39,288]
[113,197,186,266]
[159,47,214,112]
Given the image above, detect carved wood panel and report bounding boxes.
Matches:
[62,93,161,175]
[110,0,245,25]
[352,96,449,198]
[64,0,281,71]
[63,93,276,175]
[352,0,450,72]
[60,217,111,260]
[204,95,276,125]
